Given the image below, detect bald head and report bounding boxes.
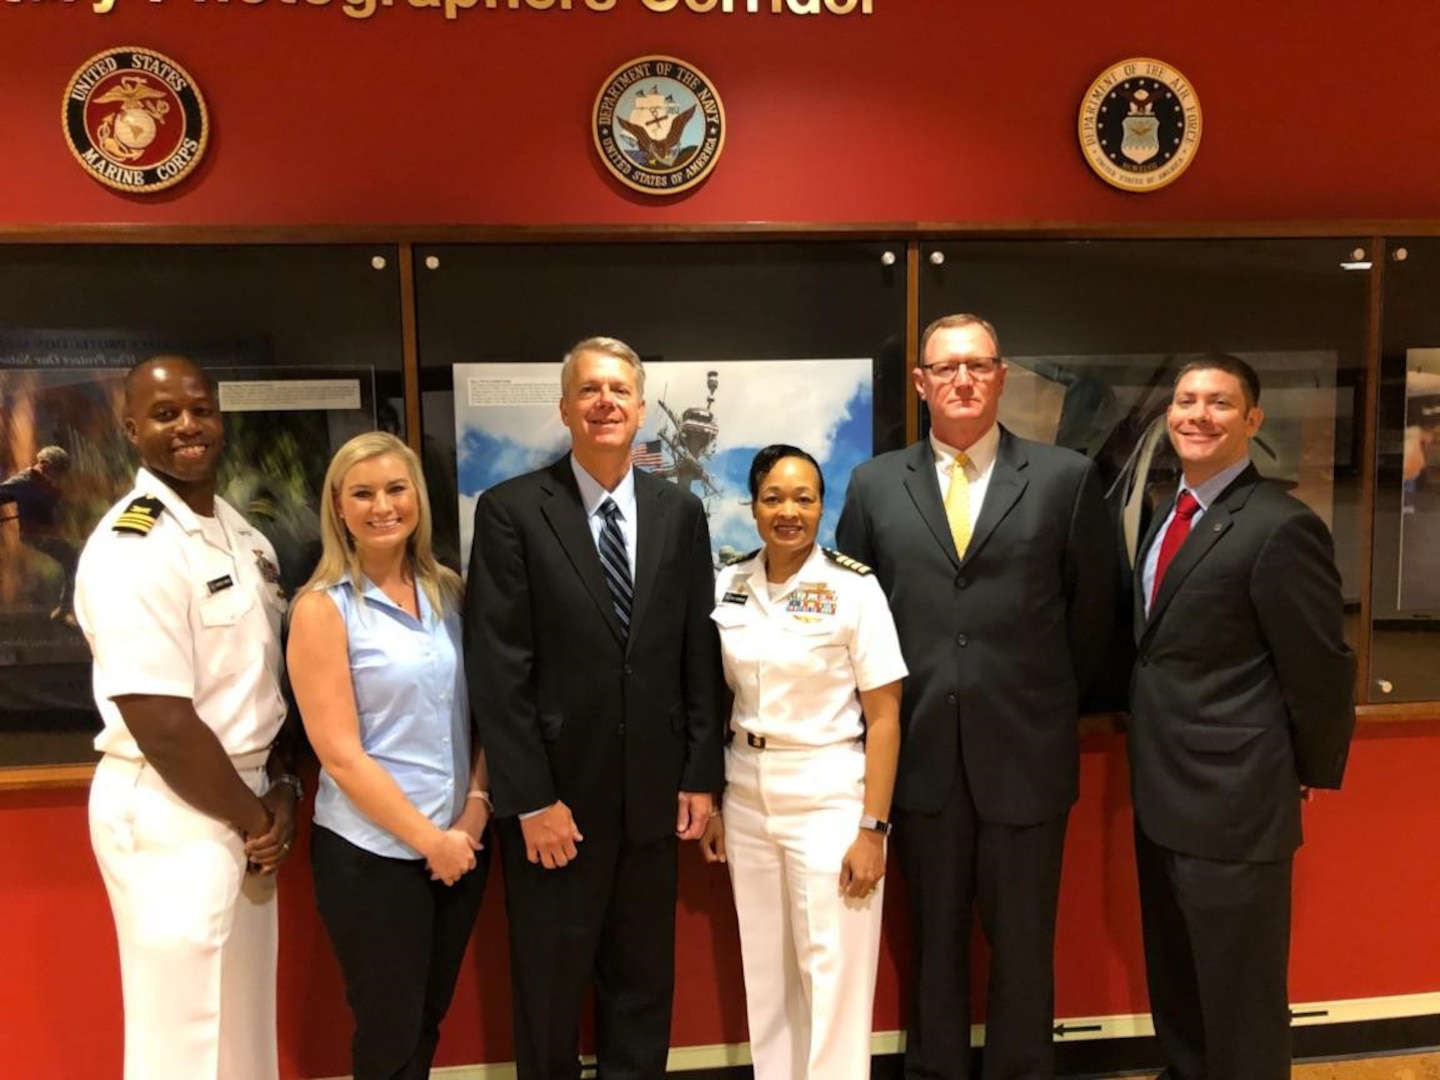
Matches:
[125,356,213,417]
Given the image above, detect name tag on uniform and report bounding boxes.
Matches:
[722,591,748,605]
[206,575,235,595]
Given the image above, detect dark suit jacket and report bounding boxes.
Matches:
[1129,464,1355,863]
[836,428,1115,823]
[464,456,724,844]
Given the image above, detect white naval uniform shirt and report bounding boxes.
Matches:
[712,544,907,748]
[75,467,288,760]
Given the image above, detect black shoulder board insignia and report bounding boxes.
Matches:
[113,496,165,536]
[724,547,761,566]
[823,547,872,575]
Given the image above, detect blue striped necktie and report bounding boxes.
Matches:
[598,497,633,635]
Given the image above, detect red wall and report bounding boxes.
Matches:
[6,2,1440,1076]
[6,1,1440,226]
[5,725,1440,1078]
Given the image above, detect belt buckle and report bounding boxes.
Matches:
[745,732,767,749]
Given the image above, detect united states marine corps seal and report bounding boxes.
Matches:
[62,47,209,194]
[1078,58,1201,192]
[593,55,725,196]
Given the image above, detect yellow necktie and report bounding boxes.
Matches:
[946,452,972,558]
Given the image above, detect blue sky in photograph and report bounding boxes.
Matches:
[454,359,873,567]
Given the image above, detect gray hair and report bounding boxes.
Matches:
[36,446,70,469]
[560,336,646,398]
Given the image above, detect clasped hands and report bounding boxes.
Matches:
[243,784,297,877]
[424,796,492,886]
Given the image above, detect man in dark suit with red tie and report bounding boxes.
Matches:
[1129,353,1356,1080]
[837,313,1115,1079]
[465,336,724,1080]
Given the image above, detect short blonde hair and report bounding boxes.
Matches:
[918,314,1003,364]
[301,431,461,614]
[560,336,646,397]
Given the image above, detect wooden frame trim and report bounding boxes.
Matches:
[398,242,423,452]
[904,240,920,444]
[8,702,1438,792]
[1354,237,1386,705]
[0,764,97,791]
[3,220,1440,246]
[2,221,1436,791]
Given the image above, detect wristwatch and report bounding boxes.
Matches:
[859,815,892,836]
[273,773,304,801]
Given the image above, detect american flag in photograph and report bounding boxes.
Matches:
[631,439,664,470]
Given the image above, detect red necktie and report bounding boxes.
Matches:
[1150,490,1201,606]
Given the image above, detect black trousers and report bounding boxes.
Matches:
[498,814,678,1080]
[899,760,1069,1080]
[1134,823,1293,1080]
[311,823,489,1080]
[25,534,77,607]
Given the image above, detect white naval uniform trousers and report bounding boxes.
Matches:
[76,469,287,1080]
[89,752,278,1080]
[712,545,907,1080]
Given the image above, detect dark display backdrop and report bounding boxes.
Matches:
[1374,239,1440,701]
[0,246,404,766]
[918,238,1371,702]
[413,241,909,572]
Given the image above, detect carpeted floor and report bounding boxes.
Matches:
[1293,1054,1440,1079]
[1098,1053,1440,1079]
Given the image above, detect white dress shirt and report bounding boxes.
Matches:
[1140,456,1252,616]
[571,456,638,579]
[931,423,1001,534]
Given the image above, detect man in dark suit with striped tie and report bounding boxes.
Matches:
[1129,353,1355,1080]
[465,336,724,1080]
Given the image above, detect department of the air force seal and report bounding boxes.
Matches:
[1078,58,1201,193]
[62,47,209,194]
[593,55,726,196]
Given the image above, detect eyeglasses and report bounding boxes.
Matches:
[920,357,1002,382]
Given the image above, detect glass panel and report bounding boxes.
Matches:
[920,238,1371,703]
[415,241,907,570]
[1373,238,1440,703]
[0,244,405,767]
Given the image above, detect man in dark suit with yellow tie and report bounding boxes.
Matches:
[1129,353,1355,1080]
[837,313,1114,1079]
[465,336,724,1080]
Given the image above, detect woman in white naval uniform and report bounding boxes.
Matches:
[701,444,906,1080]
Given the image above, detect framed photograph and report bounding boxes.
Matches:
[1398,354,1440,611]
[0,336,377,767]
[453,358,874,568]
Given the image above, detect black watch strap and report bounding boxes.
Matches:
[273,773,304,801]
[859,814,892,836]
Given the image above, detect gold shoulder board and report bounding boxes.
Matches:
[724,547,761,566]
[822,547,872,575]
[113,496,165,536]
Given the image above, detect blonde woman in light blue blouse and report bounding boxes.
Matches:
[289,431,489,1080]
